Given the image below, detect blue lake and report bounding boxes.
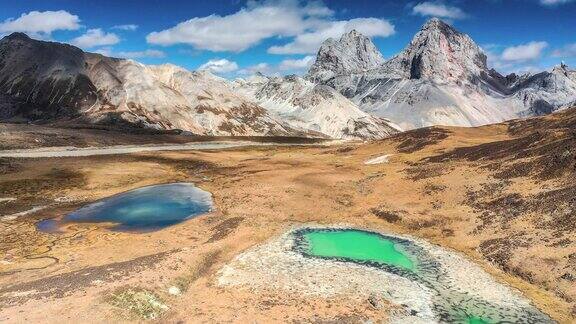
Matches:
[37,183,213,232]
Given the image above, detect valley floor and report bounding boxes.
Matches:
[0,118,574,322]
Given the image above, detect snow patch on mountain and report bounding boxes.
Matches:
[364,154,392,165]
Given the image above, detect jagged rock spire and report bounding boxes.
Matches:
[307,29,385,82]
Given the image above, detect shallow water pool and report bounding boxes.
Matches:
[299,229,415,271]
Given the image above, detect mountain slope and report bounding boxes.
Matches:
[234,74,400,140]
[85,56,298,136]
[0,34,304,137]
[148,65,295,136]
[3,22,575,138]
[0,33,98,120]
[308,19,576,130]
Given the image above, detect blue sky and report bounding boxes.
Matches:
[1,0,575,77]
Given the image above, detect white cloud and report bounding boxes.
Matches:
[513,65,545,74]
[412,1,467,20]
[93,47,113,56]
[238,55,315,76]
[540,0,574,5]
[488,56,545,75]
[112,24,138,31]
[147,0,314,52]
[501,41,548,62]
[237,63,278,76]
[278,55,315,70]
[146,0,394,54]
[552,43,576,58]
[300,0,335,16]
[268,18,394,55]
[116,49,166,58]
[0,10,81,37]
[91,47,165,59]
[199,59,239,74]
[484,47,508,71]
[485,43,550,75]
[70,28,120,48]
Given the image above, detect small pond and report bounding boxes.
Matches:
[293,228,553,324]
[37,183,212,232]
[298,229,414,271]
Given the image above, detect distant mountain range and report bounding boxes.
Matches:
[1,18,575,139]
[306,18,576,130]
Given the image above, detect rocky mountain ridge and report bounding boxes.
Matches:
[234,74,400,139]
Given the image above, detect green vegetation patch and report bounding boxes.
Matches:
[107,287,168,320]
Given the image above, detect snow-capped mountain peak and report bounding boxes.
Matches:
[307,29,385,83]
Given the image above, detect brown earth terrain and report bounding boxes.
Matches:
[0,123,326,150]
[0,108,575,323]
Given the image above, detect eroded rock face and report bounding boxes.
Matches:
[392,18,488,82]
